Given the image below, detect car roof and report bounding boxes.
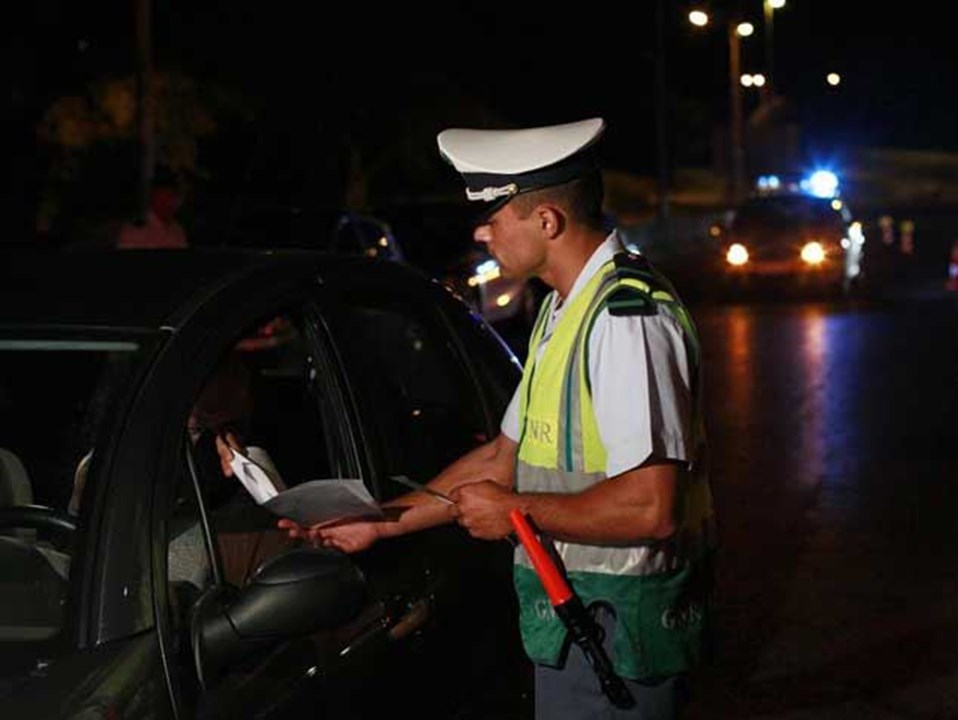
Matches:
[0,247,419,331]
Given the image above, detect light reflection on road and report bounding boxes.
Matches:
[686,294,958,718]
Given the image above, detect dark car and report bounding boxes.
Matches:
[0,247,530,719]
[710,190,866,296]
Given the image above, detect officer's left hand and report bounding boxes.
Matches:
[450,480,517,540]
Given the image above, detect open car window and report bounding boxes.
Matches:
[327,294,491,501]
[168,309,360,597]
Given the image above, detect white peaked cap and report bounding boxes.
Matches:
[436,117,606,208]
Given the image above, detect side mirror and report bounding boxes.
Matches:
[192,546,366,688]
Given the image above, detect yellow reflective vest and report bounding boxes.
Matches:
[513,249,715,680]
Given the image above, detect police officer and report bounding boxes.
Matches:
[281,117,716,720]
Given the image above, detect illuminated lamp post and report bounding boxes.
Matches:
[689,9,755,204]
[728,21,755,204]
[763,0,787,98]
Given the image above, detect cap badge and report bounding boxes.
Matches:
[465,183,519,203]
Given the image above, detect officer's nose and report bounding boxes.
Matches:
[473,223,491,245]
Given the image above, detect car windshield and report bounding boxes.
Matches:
[0,334,148,641]
[732,196,845,236]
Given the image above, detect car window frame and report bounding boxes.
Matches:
[319,274,503,502]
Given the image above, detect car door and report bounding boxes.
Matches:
[153,292,451,719]
[318,269,528,717]
[159,264,528,719]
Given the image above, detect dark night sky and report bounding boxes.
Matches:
[10,0,958,225]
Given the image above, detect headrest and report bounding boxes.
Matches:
[0,448,32,507]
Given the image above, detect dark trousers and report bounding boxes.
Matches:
[534,605,688,720]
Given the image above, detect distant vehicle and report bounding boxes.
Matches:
[328,211,405,261]
[442,249,543,329]
[0,247,529,719]
[710,171,866,296]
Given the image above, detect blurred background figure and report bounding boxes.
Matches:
[116,166,189,249]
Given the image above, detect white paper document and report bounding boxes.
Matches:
[229,446,382,527]
[263,479,383,527]
[229,446,285,504]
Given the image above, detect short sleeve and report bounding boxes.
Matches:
[588,307,695,477]
[499,383,522,442]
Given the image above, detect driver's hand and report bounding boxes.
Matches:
[277,517,381,554]
[215,432,245,477]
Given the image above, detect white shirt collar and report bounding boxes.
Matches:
[550,231,625,319]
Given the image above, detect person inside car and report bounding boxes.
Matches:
[71,350,290,588]
[182,350,292,586]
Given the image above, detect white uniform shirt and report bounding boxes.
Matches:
[501,232,696,477]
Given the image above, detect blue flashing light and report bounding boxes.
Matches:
[803,170,839,199]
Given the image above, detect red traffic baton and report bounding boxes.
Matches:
[508,508,635,709]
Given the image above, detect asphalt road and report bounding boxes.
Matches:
[493,273,958,719]
[682,285,958,719]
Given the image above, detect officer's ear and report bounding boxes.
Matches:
[535,204,565,239]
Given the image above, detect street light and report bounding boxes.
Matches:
[763,0,786,96]
[728,21,754,203]
[689,9,755,204]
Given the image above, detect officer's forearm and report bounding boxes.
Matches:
[428,432,517,495]
[515,462,680,545]
[378,433,517,535]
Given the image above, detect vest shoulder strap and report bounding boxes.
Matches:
[604,284,657,317]
[609,252,681,308]
[580,252,699,389]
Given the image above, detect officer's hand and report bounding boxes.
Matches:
[450,480,517,540]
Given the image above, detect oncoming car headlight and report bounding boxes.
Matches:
[468,259,501,287]
[800,241,826,265]
[726,243,749,266]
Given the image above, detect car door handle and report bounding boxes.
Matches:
[387,597,432,641]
